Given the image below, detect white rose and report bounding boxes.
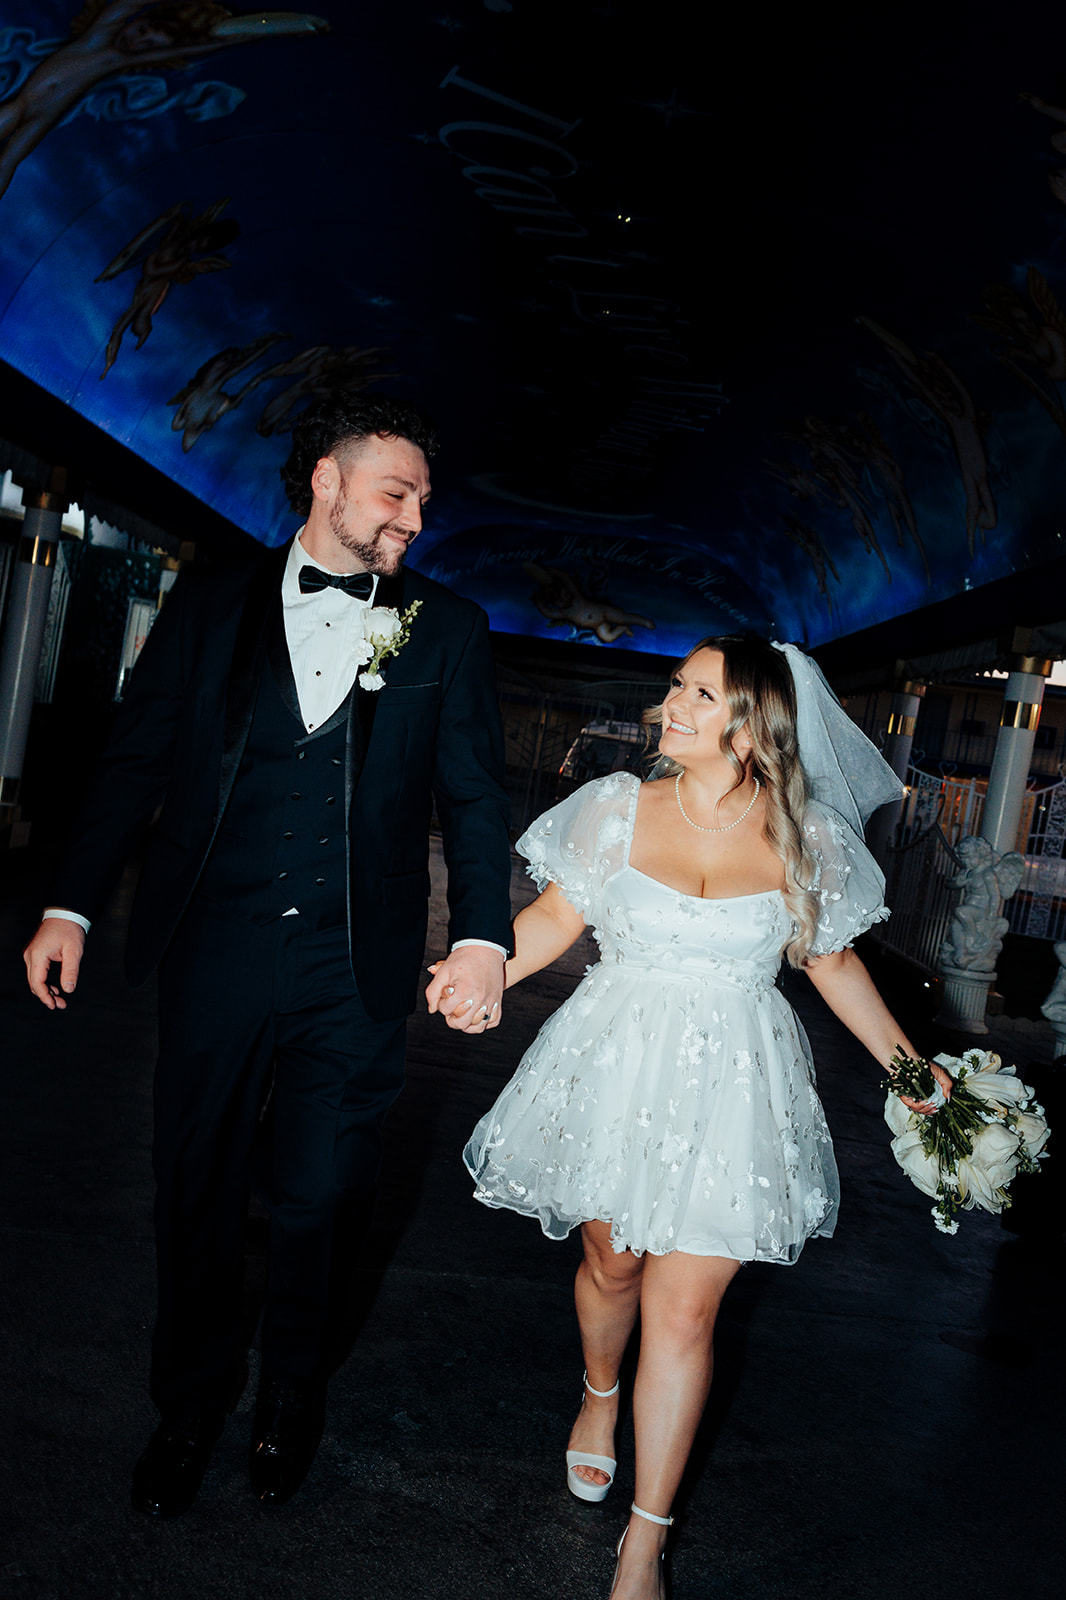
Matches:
[964,1070,1030,1109]
[890,1128,941,1197]
[883,1093,916,1138]
[968,1121,1021,1193]
[359,670,386,692]
[363,606,402,643]
[1014,1110,1050,1159]
[955,1156,1003,1212]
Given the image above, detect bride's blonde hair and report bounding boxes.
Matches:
[644,634,820,966]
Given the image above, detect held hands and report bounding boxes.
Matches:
[425,945,505,1033]
[23,918,86,1010]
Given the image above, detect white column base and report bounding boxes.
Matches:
[936,963,995,1033]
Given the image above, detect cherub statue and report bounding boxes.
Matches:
[0,2,328,203]
[940,834,1025,973]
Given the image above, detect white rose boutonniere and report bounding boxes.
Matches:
[357,599,421,692]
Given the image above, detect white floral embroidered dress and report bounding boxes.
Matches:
[463,772,890,1264]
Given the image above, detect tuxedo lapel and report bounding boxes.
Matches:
[344,568,406,814]
[265,600,303,727]
[219,547,287,815]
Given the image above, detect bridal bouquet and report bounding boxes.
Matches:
[883,1049,1050,1234]
[357,600,421,691]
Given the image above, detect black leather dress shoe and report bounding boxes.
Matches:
[249,1379,325,1507]
[131,1410,225,1517]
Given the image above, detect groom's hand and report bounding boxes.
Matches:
[426,946,504,1032]
[24,917,86,1010]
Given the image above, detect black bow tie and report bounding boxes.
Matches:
[298,565,374,599]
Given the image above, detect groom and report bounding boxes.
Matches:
[22,394,514,1514]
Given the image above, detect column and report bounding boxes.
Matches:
[0,470,70,837]
[937,642,1052,1031]
[979,651,1053,855]
[865,677,925,862]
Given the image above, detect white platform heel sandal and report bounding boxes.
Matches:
[609,1503,674,1598]
[565,1371,620,1503]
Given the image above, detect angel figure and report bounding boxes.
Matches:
[167,331,291,449]
[253,345,395,436]
[846,413,929,582]
[523,562,654,644]
[973,268,1066,438]
[940,834,1025,973]
[780,515,840,612]
[0,2,328,203]
[97,197,239,376]
[783,415,892,580]
[1021,92,1066,205]
[858,318,997,556]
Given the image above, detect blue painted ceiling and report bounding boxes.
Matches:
[2,0,1065,661]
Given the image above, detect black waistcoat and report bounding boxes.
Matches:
[197,650,349,929]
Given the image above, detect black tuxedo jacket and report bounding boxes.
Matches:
[50,545,514,1019]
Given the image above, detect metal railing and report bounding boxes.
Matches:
[879,795,962,974]
[875,763,1066,972]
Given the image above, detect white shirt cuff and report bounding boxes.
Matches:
[450,938,508,958]
[43,908,91,934]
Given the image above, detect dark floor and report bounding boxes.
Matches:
[0,839,1062,1600]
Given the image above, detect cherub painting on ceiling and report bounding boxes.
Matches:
[974,267,1066,438]
[523,562,654,644]
[97,196,239,376]
[0,2,328,203]
[858,319,997,556]
[167,337,394,449]
[1021,91,1066,207]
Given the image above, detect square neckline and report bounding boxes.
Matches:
[622,773,785,905]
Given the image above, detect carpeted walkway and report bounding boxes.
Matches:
[0,840,1061,1600]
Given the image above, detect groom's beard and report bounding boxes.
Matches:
[329,494,410,576]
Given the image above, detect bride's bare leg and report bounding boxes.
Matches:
[610,1251,740,1600]
[567,1220,644,1491]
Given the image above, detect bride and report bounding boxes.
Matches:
[460,635,950,1600]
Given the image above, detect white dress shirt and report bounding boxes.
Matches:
[46,531,506,957]
[282,529,378,732]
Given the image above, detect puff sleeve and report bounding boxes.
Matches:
[802,802,891,956]
[516,772,638,924]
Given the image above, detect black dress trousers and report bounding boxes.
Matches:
[151,900,407,1414]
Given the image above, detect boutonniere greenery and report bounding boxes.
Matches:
[356,600,422,692]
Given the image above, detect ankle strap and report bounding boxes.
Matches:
[583,1370,620,1398]
[631,1502,674,1527]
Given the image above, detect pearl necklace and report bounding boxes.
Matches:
[674,773,761,833]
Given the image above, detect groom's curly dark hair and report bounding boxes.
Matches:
[281,393,439,516]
